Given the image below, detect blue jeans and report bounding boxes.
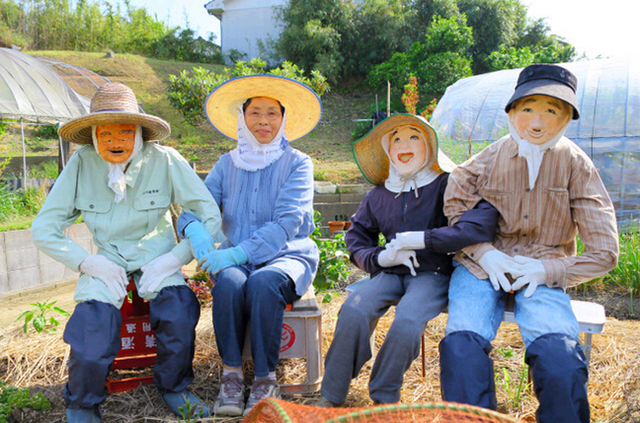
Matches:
[211,265,299,378]
[322,271,449,404]
[445,261,579,347]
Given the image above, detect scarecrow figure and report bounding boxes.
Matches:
[439,64,619,423]
[31,82,222,422]
[318,113,499,407]
[177,75,322,417]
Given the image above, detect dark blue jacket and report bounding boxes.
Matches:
[346,173,498,277]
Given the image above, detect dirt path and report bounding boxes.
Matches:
[0,279,77,330]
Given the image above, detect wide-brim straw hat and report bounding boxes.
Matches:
[58,82,171,144]
[352,113,456,185]
[204,74,322,141]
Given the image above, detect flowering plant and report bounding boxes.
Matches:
[401,75,419,115]
[186,271,213,305]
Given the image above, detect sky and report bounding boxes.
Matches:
[122,0,634,59]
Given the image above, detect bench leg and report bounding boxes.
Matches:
[582,333,593,368]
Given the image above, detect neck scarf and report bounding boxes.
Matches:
[508,118,570,190]
[92,125,143,204]
[381,127,441,198]
[230,104,288,172]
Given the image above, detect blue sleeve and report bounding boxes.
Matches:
[424,200,499,253]
[345,192,386,275]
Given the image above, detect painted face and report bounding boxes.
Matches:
[243,97,284,144]
[95,123,137,164]
[509,94,572,145]
[388,126,428,176]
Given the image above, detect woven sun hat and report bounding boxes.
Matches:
[352,113,456,185]
[58,82,171,144]
[505,63,580,120]
[204,74,322,141]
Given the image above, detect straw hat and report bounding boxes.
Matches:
[352,113,456,185]
[204,74,322,141]
[58,82,171,144]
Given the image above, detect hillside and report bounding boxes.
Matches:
[18,51,373,184]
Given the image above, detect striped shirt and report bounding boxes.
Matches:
[444,135,619,290]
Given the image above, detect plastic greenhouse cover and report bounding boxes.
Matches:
[0,48,92,124]
[430,56,640,228]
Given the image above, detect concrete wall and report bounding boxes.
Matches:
[0,223,96,295]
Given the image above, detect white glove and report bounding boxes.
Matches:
[79,255,128,301]
[378,248,419,276]
[476,250,521,293]
[385,231,426,260]
[510,256,547,298]
[139,252,183,296]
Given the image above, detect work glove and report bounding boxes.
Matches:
[184,220,216,262]
[138,252,183,296]
[385,231,426,260]
[476,250,521,293]
[377,248,419,276]
[201,246,248,275]
[510,255,547,298]
[79,254,128,301]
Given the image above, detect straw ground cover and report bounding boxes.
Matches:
[1,266,639,423]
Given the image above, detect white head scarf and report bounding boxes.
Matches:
[230,103,288,172]
[507,118,570,190]
[92,125,143,204]
[381,125,441,198]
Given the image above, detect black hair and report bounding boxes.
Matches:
[242,97,285,115]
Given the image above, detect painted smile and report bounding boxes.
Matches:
[397,153,414,163]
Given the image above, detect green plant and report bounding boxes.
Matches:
[310,210,351,302]
[0,380,51,423]
[605,227,640,314]
[186,271,213,306]
[314,170,328,181]
[16,299,70,333]
[28,161,59,179]
[495,352,531,408]
[178,398,203,423]
[401,75,419,115]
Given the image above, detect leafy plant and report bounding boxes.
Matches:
[15,300,70,333]
[495,351,532,408]
[0,380,51,423]
[310,210,351,302]
[604,227,640,314]
[178,398,203,423]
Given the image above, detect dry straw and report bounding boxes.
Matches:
[1,285,639,422]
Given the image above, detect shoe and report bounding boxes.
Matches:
[66,407,101,423]
[162,389,213,418]
[317,396,340,408]
[243,377,280,416]
[214,372,246,416]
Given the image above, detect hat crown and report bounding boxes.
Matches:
[517,64,577,93]
[90,82,139,114]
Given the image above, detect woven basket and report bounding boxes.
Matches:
[242,398,524,423]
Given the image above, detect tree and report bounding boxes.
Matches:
[367,15,473,104]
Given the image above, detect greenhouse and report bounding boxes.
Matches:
[431,55,640,228]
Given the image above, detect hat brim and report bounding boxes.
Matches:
[505,79,580,120]
[58,112,171,144]
[352,113,456,185]
[204,75,322,141]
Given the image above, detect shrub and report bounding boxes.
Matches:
[0,381,51,423]
[310,211,351,302]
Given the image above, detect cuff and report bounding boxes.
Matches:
[541,259,566,289]
[462,242,494,262]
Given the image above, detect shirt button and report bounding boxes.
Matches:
[514,248,519,253]
[150,201,155,205]
[89,204,94,209]
[522,234,527,237]
[525,188,530,192]
[524,215,529,219]
[470,253,475,257]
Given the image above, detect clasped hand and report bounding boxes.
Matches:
[476,250,546,297]
[378,248,419,276]
[200,245,248,275]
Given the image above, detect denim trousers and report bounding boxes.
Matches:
[322,270,449,404]
[211,265,299,378]
[444,261,579,347]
